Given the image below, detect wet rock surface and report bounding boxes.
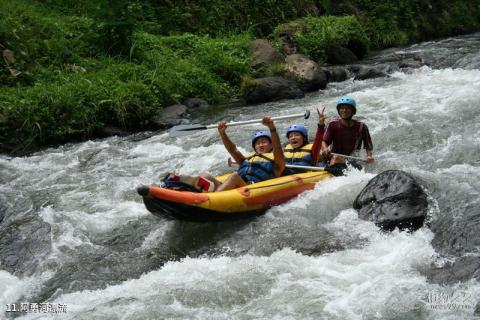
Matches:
[324,66,348,82]
[149,104,188,130]
[353,170,428,231]
[251,39,285,68]
[285,54,328,91]
[327,44,359,65]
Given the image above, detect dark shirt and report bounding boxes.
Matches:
[323,119,373,155]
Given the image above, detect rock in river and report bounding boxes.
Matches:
[353,170,428,231]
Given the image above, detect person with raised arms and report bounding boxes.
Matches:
[199,116,285,192]
[321,96,374,169]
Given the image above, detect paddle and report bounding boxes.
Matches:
[227,157,325,171]
[330,152,368,162]
[169,110,310,137]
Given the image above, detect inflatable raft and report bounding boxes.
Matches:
[137,171,333,222]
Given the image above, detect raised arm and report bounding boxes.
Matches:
[311,107,326,164]
[262,116,285,177]
[218,121,245,165]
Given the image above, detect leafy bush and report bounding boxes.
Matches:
[0,78,103,150]
[132,32,253,104]
[274,15,370,62]
[0,0,99,69]
[0,60,160,151]
[151,0,321,37]
[352,2,409,48]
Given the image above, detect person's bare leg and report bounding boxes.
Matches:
[216,173,247,192]
[199,171,222,189]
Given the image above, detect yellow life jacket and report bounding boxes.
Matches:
[284,143,314,166]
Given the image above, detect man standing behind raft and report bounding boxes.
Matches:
[321,96,374,167]
[201,116,285,192]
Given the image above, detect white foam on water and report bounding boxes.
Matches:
[270,169,376,224]
[137,224,171,251]
[39,206,99,256]
[0,271,30,313]
[3,36,480,320]
[131,139,235,177]
[355,67,480,126]
[17,225,461,320]
[0,270,55,315]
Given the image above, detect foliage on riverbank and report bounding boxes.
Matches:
[273,16,369,62]
[1,0,479,153]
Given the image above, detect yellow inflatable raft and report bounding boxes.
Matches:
[137,171,333,221]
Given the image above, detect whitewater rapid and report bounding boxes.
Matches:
[1,34,480,319]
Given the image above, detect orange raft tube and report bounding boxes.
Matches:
[137,171,333,222]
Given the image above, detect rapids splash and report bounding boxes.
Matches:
[1,33,480,319]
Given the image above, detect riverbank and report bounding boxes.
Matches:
[1,0,479,154]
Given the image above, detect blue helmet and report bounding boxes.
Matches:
[286,124,308,143]
[336,96,357,115]
[251,130,272,149]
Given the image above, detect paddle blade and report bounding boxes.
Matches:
[169,124,207,137]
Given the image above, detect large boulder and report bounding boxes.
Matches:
[242,76,304,104]
[251,39,284,68]
[285,54,328,91]
[353,170,428,231]
[327,45,359,65]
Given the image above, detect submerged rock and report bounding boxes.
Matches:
[353,170,428,231]
[324,66,348,82]
[353,65,388,80]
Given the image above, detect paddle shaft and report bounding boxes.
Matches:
[330,152,368,162]
[227,158,325,171]
[284,164,325,171]
[204,111,310,129]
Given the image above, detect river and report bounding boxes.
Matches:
[1,33,480,319]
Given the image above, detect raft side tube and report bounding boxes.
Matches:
[142,196,265,222]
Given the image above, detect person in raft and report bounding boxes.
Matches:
[321,96,374,169]
[283,108,327,174]
[199,116,286,192]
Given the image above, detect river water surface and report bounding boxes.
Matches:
[1,33,480,319]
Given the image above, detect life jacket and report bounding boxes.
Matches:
[237,152,275,183]
[284,143,314,167]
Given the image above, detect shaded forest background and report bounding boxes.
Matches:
[1,0,479,153]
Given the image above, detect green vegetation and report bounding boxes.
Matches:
[274,16,370,62]
[1,0,479,153]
